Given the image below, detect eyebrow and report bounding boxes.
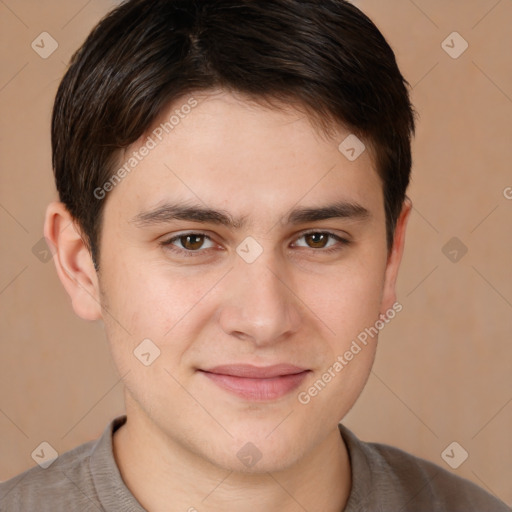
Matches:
[130,199,371,229]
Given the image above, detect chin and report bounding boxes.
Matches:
[200,430,307,475]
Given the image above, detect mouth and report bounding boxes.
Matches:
[197,364,311,401]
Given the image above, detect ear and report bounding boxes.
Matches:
[380,197,412,313]
[43,202,102,321]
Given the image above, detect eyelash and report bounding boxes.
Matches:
[160,230,351,258]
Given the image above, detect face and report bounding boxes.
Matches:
[93,90,405,473]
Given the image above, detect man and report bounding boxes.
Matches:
[1,0,509,510]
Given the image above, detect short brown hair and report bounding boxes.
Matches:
[52,0,416,268]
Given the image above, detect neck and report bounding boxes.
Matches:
[113,401,351,512]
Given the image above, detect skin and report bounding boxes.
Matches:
[45,89,411,512]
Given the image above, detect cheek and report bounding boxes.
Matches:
[98,254,227,372]
[294,263,386,423]
[100,252,204,331]
[305,255,387,349]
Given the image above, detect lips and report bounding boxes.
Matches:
[203,364,307,378]
[198,364,310,401]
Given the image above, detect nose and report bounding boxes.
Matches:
[217,251,302,347]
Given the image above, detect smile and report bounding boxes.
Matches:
[198,364,311,401]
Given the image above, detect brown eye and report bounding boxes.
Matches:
[292,231,349,253]
[160,232,216,256]
[179,234,205,250]
[304,232,330,249]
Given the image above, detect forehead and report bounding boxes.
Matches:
[103,90,383,224]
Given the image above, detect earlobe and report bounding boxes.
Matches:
[43,202,102,321]
[381,197,412,313]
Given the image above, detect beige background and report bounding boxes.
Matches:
[1,0,511,505]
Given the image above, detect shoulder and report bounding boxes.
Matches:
[338,424,510,512]
[0,416,131,511]
[0,436,100,511]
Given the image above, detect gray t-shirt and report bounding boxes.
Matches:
[0,415,509,511]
